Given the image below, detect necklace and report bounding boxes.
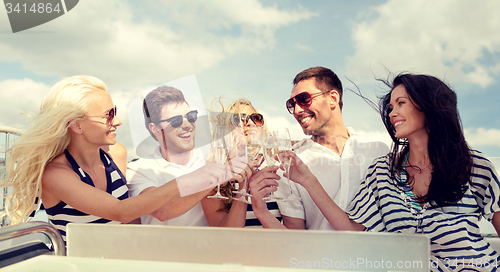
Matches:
[400,152,422,210]
[400,151,428,233]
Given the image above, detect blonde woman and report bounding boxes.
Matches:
[201,98,282,227]
[1,76,241,241]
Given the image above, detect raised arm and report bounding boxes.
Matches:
[42,157,240,224]
[286,151,365,231]
[201,160,256,227]
[201,192,248,227]
[134,156,252,222]
[246,166,296,229]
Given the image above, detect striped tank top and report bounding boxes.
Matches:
[245,201,282,227]
[46,149,129,241]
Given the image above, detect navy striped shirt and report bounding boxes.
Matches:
[245,201,282,227]
[46,149,129,241]
[347,150,500,271]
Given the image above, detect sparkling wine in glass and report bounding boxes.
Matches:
[274,128,301,202]
[207,125,230,200]
[261,131,283,201]
[233,125,264,203]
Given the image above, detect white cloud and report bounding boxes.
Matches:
[0,79,50,128]
[259,109,307,142]
[356,130,393,148]
[0,0,315,90]
[295,43,314,52]
[464,127,500,147]
[345,0,500,88]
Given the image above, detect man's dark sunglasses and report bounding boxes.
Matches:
[231,113,264,127]
[154,110,198,128]
[285,90,331,114]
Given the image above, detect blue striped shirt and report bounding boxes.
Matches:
[46,149,129,241]
[347,150,500,271]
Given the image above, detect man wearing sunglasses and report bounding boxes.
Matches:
[257,67,389,230]
[127,86,242,226]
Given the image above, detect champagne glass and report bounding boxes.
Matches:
[274,128,301,202]
[262,131,283,201]
[207,125,230,200]
[233,125,264,203]
[247,126,265,167]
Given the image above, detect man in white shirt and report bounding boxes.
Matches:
[251,66,389,230]
[127,86,244,226]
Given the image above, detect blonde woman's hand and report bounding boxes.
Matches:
[248,165,280,212]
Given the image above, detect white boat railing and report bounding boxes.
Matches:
[1,126,21,227]
[0,221,65,256]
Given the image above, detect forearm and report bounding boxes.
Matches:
[253,206,287,229]
[216,200,247,227]
[108,179,181,223]
[150,187,213,221]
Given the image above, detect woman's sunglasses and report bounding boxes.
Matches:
[285,90,331,114]
[85,106,117,126]
[154,110,198,128]
[231,113,264,127]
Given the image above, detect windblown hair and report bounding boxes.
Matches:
[380,73,473,206]
[293,66,344,109]
[143,86,187,141]
[1,76,107,224]
[226,98,257,115]
[207,98,258,212]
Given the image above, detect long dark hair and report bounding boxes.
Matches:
[380,73,473,206]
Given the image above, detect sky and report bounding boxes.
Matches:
[1,0,500,167]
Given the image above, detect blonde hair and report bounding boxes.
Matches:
[207,98,260,212]
[1,75,107,224]
[226,98,257,115]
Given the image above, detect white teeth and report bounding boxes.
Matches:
[179,132,191,138]
[301,117,312,124]
[394,121,404,127]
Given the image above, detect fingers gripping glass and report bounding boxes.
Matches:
[285,91,331,114]
[85,106,117,126]
[153,110,198,128]
[231,113,264,127]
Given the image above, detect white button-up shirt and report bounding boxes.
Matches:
[276,128,389,230]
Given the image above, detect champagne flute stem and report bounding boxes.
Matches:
[286,163,293,196]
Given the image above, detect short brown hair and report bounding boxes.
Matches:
[293,66,344,109]
[143,85,188,140]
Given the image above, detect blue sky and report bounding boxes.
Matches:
[1,0,500,166]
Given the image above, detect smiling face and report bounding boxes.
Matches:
[81,92,122,146]
[239,105,258,137]
[151,102,196,156]
[389,84,427,140]
[290,78,334,137]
